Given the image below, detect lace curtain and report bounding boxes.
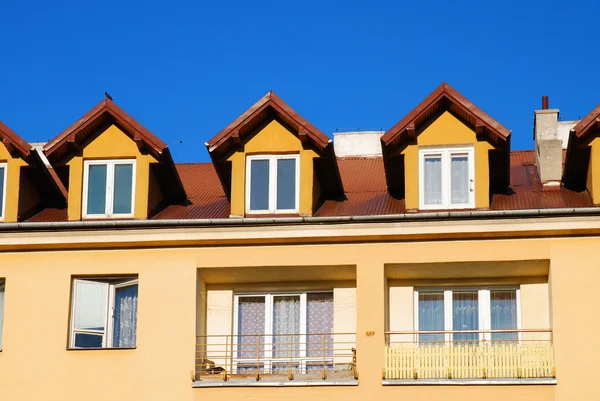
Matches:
[307,293,333,357]
[273,296,300,358]
[451,155,469,204]
[418,292,445,342]
[0,280,4,348]
[237,297,265,359]
[424,156,442,205]
[113,284,138,348]
[453,291,479,342]
[491,290,517,341]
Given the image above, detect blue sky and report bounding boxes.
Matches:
[1,0,598,162]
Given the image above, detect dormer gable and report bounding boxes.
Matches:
[0,121,65,222]
[381,83,511,210]
[43,98,186,221]
[206,91,343,217]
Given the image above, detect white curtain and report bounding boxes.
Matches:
[307,293,333,358]
[418,292,444,342]
[0,280,4,348]
[491,290,517,341]
[451,155,469,204]
[113,284,138,348]
[237,297,265,359]
[272,296,300,358]
[452,291,479,342]
[424,156,442,205]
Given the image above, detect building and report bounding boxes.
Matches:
[0,83,599,400]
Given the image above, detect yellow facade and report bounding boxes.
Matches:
[0,143,28,222]
[587,137,600,204]
[227,120,319,216]
[65,124,158,220]
[402,111,493,209]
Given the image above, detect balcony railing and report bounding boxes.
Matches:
[384,329,555,380]
[196,333,357,382]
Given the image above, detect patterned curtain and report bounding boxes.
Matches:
[452,291,479,342]
[0,280,4,348]
[418,292,445,342]
[491,290,517,341]
[113,284,138,348]
[307,293,333,357]
[237,297,265,359]
[272,296,300,358]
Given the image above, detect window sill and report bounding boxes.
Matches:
[382,378,556,386]
[66,347,136,351]
[193,378,358,388]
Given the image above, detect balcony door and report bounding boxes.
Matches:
[234,292,333,373]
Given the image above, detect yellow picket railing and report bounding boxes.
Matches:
[384,329,554,380]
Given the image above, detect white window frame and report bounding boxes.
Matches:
[82,159,136,219]
[232,291,333,374]
[418,146,475,210]
[0,163,7,222]
[413,286,521,342]
[69,277,138,349]
[245,154,300,214]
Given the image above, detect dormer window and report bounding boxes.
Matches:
[419,146,474,210]
[246,155,299,214]
[83,160,135,218]
[0,163,6,221]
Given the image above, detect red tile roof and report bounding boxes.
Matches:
[22,150,595,223]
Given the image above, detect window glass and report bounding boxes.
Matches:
[423,156,442,205]
[273,295,300,358]
[250,160,269,211]
[113,283,138,347]
[307,293,333,357]
[237,296,266,358]
[113,164,134,214]
[74,332,103,348]
[491,290,518,341]
[73,280,108,331]
[87,164,108,215]
[452,291,479,342]
[276,159,296,210]
[418,292,445,342]
[451,155,469,204]
[0,166,5,218]
[0,280,5,348]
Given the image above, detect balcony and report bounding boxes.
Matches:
[384,329,555,384]
[195,332,357,386]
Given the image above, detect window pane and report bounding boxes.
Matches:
[418,292,444,342]
[87,164,107,215]
[453,291,479,342]
[491,290,518,341]
[237,296,265,358]
[423,156,442,205]
[113,164,133,214]
[74,332,103,348]
[451,155,469,204]
[272,295,300,358]
[73,280,108,332]
[0,167,5,218]
[307,293,333,357]
[249,160,269,211]
[0,280,5,348]
[276,159,296,210]
[113,284,138,347]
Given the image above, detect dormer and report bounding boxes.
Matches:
[206,92,343,217]
[43,98,186,221]
[381,83,511,211]
[0,122,65,222]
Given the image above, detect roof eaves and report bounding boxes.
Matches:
[0,120,32,158]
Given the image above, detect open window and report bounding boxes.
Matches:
[419,146,475,210]
[414,287,520,342]
[245,155,299,214]
[82,160,136,219]
[0,163,6,221]
[69,277,138,349]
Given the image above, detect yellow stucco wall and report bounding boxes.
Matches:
[587,138,600,204]
[0,143,27,222]
[65,125,158,220]
[3,230,599,400]
[402,111,493,210]
[227,120,319,216]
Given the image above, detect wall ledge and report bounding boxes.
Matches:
[382,378,557,386]
[193,379,358,388]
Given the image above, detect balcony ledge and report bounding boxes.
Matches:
[383,378,557,386]
[193,378,358,388]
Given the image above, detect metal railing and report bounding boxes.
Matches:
[196,332,357,381]
[384,329,555,380]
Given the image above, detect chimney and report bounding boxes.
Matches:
[534,96,562,190]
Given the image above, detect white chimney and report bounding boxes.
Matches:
[333,131,384,157]
[534,96,563,190]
